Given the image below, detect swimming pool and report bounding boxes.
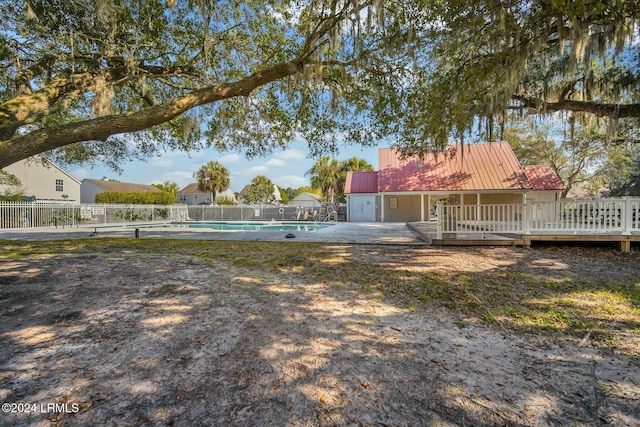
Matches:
[145,221,334,232]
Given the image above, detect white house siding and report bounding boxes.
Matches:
[289,192,322,208]
[80,180,104,203]
[177,192,208,205]
[176,186,237,205]
[1,158,80,201]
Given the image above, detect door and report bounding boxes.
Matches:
[350,195,376,222]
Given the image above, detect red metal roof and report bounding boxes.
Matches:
[345,171,378,193]
[377,142,532,192]
[522,165,565,191]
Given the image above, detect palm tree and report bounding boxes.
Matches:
[152,181,180,200]
[307,157,341,202]
[195,161,230,204]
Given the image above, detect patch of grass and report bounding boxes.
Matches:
[482,314,496,324]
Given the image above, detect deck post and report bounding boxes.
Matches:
[620,240,631,253]
[623,197,632,235]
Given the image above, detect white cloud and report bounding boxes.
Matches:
[247,165,269,175]
[264,158,285,167]
[277,149,306,161]
[273,175,308,188]
[219,154,241,164]
[149,157,174,169]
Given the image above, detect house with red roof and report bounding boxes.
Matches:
[345,142,564,222]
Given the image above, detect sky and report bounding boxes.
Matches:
[66,138,382,193]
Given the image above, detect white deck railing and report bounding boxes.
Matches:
[436,198,640,239]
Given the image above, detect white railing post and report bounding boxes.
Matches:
[623,197,632,235]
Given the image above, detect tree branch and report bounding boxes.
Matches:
[511,95,640,119]
[0,59,303,168]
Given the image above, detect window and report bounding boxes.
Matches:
[55,179,64,192]
[389,197,398,210]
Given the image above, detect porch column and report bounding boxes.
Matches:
[380,194,385,222]
[420,193,425,222]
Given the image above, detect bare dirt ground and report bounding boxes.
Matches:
[1,243,639,426]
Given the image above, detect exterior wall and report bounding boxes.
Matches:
[177,191,238,205]
[290,194,322,208]
[353,191,561,223]
[479,193,524,205]
[80,181,103,203]
[526,191,558,203]
[177,192,209,205]
[463,194,478,204]
[383,194,422,222]
[3,159,80,201]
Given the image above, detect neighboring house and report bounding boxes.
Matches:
[236,183,283,205]
[81,178,161,203]
[176,183,237,205]
[345,142,564,222]
[289,191,322,208]
[0,156,81,202]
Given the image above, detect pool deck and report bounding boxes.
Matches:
[0,222,426,245]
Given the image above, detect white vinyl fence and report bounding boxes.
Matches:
[436,198,640,239]
[0,202,341,230]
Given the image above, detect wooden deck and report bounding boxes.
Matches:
[407,222,640,252]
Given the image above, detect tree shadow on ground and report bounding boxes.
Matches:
[0,243,639,426]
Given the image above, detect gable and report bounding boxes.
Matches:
[3,156,80,185]
[1,156,81,201]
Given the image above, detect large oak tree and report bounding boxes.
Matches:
[1,0,638,170]
[381,0,640,155]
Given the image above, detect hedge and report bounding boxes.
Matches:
[94,191,175,205]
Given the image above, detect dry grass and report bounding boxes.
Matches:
[2,238,638,359]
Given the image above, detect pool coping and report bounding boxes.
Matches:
[0,222,427,245]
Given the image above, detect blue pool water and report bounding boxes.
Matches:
[168,221,334,232]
